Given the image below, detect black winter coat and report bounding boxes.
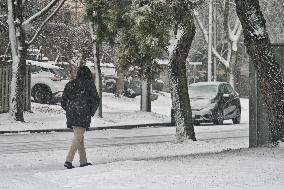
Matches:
[61,77,100,129]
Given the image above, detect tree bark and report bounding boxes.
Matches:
[169,21,196,141]
[228,49,237,89]
[140,79,151,112]
[95,44,103,118]
[7,0,27,121]
[235,0,284,142]
[223,0,241,89]
[89,21,103,118]
[115,68,124,97]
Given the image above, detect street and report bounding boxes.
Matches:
[0,124,249,155]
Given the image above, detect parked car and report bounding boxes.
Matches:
[101,76,139,98]
[189,82,241,125]
[102,75,118,93]
[52,56,77,79]
[27,60,69,104]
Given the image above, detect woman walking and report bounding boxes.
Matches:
[61,66,100,169]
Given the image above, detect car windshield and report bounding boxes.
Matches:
[188,85,218,98]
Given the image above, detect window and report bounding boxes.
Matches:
[188,85,218,98]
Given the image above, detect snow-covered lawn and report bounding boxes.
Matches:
[0,92,170,131]
[0,92,249,132]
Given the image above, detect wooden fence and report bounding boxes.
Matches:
[0,60,31,113]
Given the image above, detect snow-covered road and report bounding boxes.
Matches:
[0,125,248,155]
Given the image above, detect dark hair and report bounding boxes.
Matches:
[76,66,93,80]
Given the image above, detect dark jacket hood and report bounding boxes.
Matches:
[76,66,93,80]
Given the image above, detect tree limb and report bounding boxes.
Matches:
[193,9,230,68]
[229,20,242,51]
[224,0,242,51]
[223,0,229,38]
[7,0,18,61]
[4,42,10,57]
[27,0,65,45]
[23,0,60,26]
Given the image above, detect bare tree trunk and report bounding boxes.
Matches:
[89,21,103,118]
[95,44,103,117]
[115,68,124,97]
[140,79,151,112]
[223,0,240,89]
[68,61,76,79]
[140,63,152,112]
[235,0,284,142]
[169,21,196,141]
[228,49,237,89]
[7,0,27,121]
[79,43,91,67]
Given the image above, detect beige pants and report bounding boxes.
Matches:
[66,127,87,165]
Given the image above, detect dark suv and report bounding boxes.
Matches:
[189,82,241,125]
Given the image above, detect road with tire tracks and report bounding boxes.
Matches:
[0,124,248,155]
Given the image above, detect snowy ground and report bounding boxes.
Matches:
[0,92,248,131]
[0,92,172,131]
[1,92,283,188]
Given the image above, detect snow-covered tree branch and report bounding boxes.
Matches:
[193,1,242,88]
[23,0,60,26]
[228,19,242,51]
[27,0,65,45]
[193,9,230,68]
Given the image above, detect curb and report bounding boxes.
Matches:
[0,122,173,134]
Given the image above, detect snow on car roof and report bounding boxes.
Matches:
[189,82,227,86]
[86,61,115,68]
[26,60,60,69]
[49,60,77,67]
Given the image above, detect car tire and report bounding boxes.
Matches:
[32,85,52,104]
[232,107,241,124]
[213,109,224,125]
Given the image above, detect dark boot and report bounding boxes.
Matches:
[64,161,75,169]
[80,162,92,167]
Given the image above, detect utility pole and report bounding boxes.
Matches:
[213,0,217,82]
[208,0,213,82]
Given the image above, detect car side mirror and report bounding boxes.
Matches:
[223,94,230,98]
